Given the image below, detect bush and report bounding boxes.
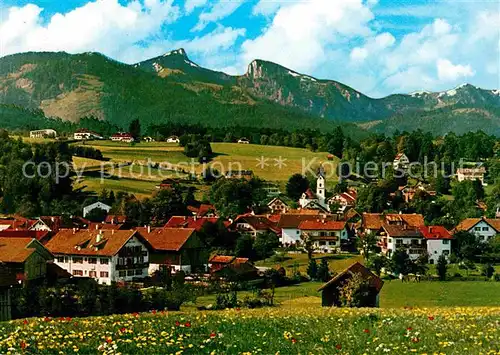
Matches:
[481,264,495,279]
[494,273,500,282]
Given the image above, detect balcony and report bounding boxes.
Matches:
[115,262,148,270]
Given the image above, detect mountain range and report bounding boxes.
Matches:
[0,49,498,136]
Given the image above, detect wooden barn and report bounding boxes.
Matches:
[318,262,384,307]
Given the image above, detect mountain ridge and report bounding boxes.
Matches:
[0,49,499,136]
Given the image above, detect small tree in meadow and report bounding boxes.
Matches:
[481,263,495,279]
[316,258,331,282]
[307,259,318,280]
[436,255,448,281]
[338,273,374,308]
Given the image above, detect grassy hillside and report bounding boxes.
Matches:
[73,141,339,196]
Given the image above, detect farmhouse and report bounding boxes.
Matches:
[111,133,134,143]
[231,215,279,237]
[456,167,487,185]
[267,197,290,214]
[299,219,348,253]
[419,226,452,263]
[327,189,357,213]
[166,136,180,143]
[318,262,384,307]
[237,138,250,144]
[359,213,425,236]
[30,129,57,139]
[208,255,253,273]
[379,224,426,260]
[393,152,410,171]
[277,214,334,245]
[73,129,103,140]
[83,201,112,218]
[46,230,150,285]
[136,227,207,274]
[0,237,53,284]
[454,217,500,242]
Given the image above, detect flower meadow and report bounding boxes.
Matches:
[0,300,498,354]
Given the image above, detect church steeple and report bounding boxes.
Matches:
[316,165,326,203]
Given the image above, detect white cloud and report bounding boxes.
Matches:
[241,0,374,73]
[193,0,243,32]
[0,0,180,62]
[184,0,208,14]
[437,59,474,81]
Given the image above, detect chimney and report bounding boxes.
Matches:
[147,225,151,233]
[96,225,99,230]
[96,233,102,243]
[73,228,76,234]
[194,216,198,221]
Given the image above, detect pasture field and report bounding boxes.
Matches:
[1,305,498,354]
[72,141,338,196]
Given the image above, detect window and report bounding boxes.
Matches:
[89,271,97,278]
[56,256,65,263]
[88,258,97,264]
[73,257,83,264]
[138,256,144,263]
[319,241,326,246]
[482,227,489,231]
[118,258,124,265]
[100,258,109,265]
[442,240,450,245]
[388,238,392,243]
[475,227,481,231]
[135,269,143,276]
[72,270,83,276]
[100,271,109,278]
[118,271,126,277]
[443,250,450,256]
[127,270,134,276]
[296,231,300,235]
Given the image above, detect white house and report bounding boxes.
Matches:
[454,217,500,242]
[46,230,150,285]
[419,226,452,264]
[83,202,112,218]
[327,189,357,213]
[111,133,134,143]
[74,129,103,140]
[456,167,487,186]
[30,129,57,139]
[277,214,337,246]
[298,219,348,253]
[237,138,250,144]
[393,153,410,171]
[267,197,290,214]
[166,136,180,143]
[379,224,425,260]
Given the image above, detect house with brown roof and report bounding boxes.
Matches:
[165,216,220,232]
[0,237,53,285]
[379,224,425,260]
[136,227,207,274]
[209,255,258,280]
[360,213,425,236]
[454,217,500,242]
[327,189,357,213]
[299,220,348,253]
[278,214,336,246]
[393,152,410,171]
[318,262,384,307]
[187,204,217,217]
[46,230,150,285]
[231,215,279,237]
[267,197,290,214]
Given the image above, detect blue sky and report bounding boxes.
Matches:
[0,0,498,97]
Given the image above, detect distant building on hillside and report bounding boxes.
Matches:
[237,138,250,144]
[393,153,410,171]
[30,129,57,139]
[83,201,112,218]
[111,133,134,143]
[166,136,180,143]
[74,129,103,140]
[456,166,486,185]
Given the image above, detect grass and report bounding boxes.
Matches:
[1,305,498,354]
[72,141,338,196]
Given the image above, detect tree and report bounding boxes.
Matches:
[367,255,386,276]
[453,231,485,262]
[235,234,255,259]
[338,273,375,307]
[85,207,108,222]
[436,255,448,281]
[389,250,413,275]
[209,178,266,218]
[307,259,318,280]
[316,258,331,282]
[286,174,309,201]
[481,263,494,279]
[129,119,141,141]
[301,232,315,260]
[356,234,378,260]
[254,232,280,260]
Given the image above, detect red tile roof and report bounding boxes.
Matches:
[87,223,124,231]
[303,188,317,199]
[209,255,249,265]
[0,230,50,242]
[277,214,329,229]
[165,216,219,232]
[233,215,278,232]
[46,230,139,256]
[187,204,216,217]
[0,237,38,263]
[136,227,195,251]
[105,215,127,224]
[299,220,347,231]
[419,226,453,240]
[362,213,425,230]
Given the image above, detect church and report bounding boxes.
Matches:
[298,166,329,212]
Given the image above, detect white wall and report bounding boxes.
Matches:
[467,221,497,242]
[427,239,451,263]
[281,228,301,245]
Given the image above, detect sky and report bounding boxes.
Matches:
[0,0,498,97]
